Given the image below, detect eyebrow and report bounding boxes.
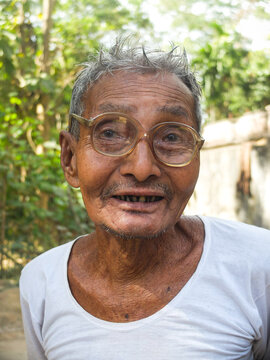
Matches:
[156,105,188,118]
[98,103,137,113]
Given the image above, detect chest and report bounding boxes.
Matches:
[67,260,199,322]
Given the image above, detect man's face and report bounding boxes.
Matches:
[69,71,200,239]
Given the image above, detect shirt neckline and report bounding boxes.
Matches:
[63,215,211,330]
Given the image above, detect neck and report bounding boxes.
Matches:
[91,223,192,283]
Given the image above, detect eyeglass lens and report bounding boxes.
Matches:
[93,115,137,155]
[92,114,196,165]
[153,124,195,164]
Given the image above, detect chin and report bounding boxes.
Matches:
[100,223,168,241]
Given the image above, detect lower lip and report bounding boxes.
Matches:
[109,197,165,212]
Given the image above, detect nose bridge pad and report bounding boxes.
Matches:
[128,132,153,159]
[137,133,152,154]
[136,133,148,142]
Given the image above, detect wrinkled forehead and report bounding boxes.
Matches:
[82,71,197,128]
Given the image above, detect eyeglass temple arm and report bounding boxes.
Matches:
[69,113,94,129]
[198,137,205,150]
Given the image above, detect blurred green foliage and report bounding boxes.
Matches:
[156,0,270,122]
[191,28,270,121]
[0,0,150,277]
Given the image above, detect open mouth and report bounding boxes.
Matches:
[113,195,163,203]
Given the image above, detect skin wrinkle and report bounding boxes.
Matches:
[82,70,193,107]
[89,70,192,98]
[99,85,190,100]
[97,235,164,281]
[98,103,137,114]
[95,103,189,121]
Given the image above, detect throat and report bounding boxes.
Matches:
[95,226,170,281]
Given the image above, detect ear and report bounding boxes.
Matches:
[59,131,80,188]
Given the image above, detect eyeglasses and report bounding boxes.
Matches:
[69,112,204,167]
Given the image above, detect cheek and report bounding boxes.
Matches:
[173,160,200,198]
[76,150,119,198]
[170,161,200,218]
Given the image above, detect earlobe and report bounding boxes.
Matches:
[59,131,80,188]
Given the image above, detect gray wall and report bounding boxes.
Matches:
[186,106,270,230]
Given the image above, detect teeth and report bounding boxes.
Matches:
[115,195,162,203]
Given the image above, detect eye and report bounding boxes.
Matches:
[102,129,116,138]
[154,125,195,151]
[164,133,179,142]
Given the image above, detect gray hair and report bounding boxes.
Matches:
[69,37,202,139]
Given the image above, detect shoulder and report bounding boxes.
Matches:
[21,240,75,277]
[201,216,270,284]
[201,216,270,246]
[19,240,78,325]
[20,239,76,300]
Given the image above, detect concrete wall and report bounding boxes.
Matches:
[185,106,270,230]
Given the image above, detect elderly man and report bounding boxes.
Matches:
[20,39,270,360]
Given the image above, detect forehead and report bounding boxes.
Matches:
[83,71,196,127]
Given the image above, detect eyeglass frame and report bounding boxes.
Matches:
[69,112,205,167]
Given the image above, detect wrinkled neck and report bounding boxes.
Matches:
[92,224,191,283]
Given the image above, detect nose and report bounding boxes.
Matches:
[119,138,161,182]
